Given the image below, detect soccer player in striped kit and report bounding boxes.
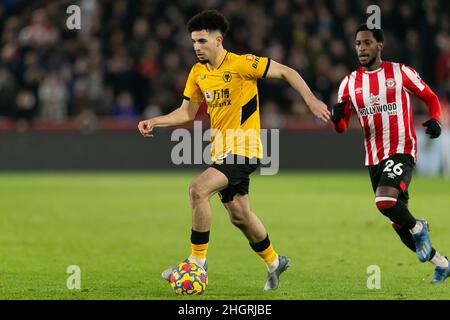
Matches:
[331,24,450,283]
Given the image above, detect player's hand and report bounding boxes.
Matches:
[422,119,441,139]
[138,119,156,137]
[331,102,346,124]
[307,98,330,123]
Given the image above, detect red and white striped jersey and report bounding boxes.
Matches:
[336,61,441,166]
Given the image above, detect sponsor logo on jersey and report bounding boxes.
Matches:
[252,56,260,69]
[359,102,397,116]
[210,100,232,108]
[205,88,232,108]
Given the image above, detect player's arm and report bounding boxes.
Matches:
[265,60,330,123]
[331,75,352,133]
[137,99,200,137]
[401,65,442,139]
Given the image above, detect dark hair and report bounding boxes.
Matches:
[187,9,229,35]
[355,23,384,43]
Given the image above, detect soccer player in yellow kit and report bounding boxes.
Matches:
[138,10,329,290]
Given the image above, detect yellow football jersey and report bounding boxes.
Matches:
[183,50,270,161]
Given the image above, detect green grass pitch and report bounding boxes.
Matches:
[0,171,449,300]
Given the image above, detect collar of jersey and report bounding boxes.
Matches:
[358,60,385,74]
[205,50,228,72]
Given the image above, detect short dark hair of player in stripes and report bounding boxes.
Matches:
[355,23,384,43]
[187,9,230,35]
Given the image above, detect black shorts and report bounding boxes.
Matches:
[210,154,260,203]
[368,154,415,204]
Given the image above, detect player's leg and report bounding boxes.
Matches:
[389,190,431,254]
[161,167,228,280]
[369,164,426,254]
[213,154,289,290]
[371,155,426,257]
[382,194,450,283]
[189,167,228,231]
[374,155,432,262]
[224,194,275,266]
[368,162,412,246]
[375,185,416,230]
[216,156,272,263]
[223,194,290,290]
[373,155,449,282]
[187,167,228,266]
[223,194,266,243]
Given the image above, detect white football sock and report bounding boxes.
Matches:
[409,221,423,235]
[267,255,279,273]
[430,252,449,268]
[188,255,206,267]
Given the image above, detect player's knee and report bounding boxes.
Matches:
[375,196,398,211]
[189,181,207,202]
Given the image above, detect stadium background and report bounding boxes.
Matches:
[0,0,449,171]
[0,0,449,300]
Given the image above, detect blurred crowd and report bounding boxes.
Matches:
[0,0,449,129]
